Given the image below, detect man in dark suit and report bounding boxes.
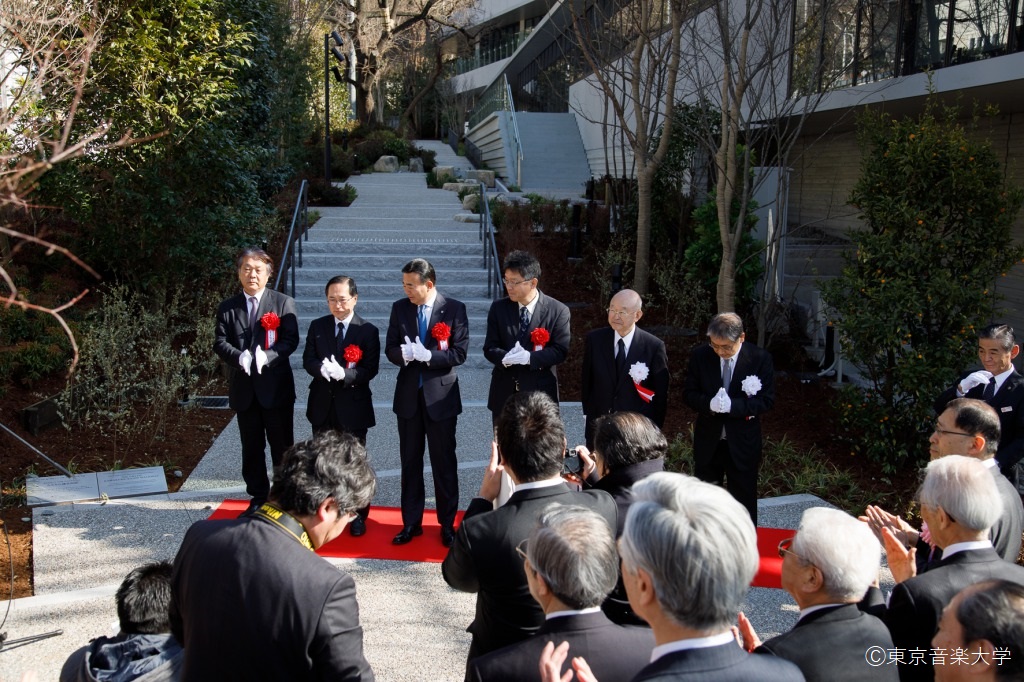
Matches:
[862,456,1024,682]
[935,323,1024,490]
[442,391,617,665]
[863,398,1023,564]
[483,250,570,424]
[581,289,669,449]
[932,580,1024,682]
[214,247,299,513]
[738,507,897,682]
[384,258,469,547]
[302,275,379,537]
[540,472,802,682]
[170,432,376,682]
[466,504,652,682]
[683,312,775,524]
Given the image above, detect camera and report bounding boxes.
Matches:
[562,447,583,476]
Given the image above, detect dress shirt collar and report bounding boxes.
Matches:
[333,311,355,328]
[942,540,992,559]
[421,289,438,310]
[650,631,736,662]
[992,367,1014,393]
[521,291,540,317]
[798,602,845,621]
[513,476,566,492]
[245,288,266,306]
[980,457,998,470]
[722,344,742,372]
[546,606,602,621]
[615,326,637,356]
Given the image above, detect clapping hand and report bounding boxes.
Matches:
[735,612,762,652]
[238,349,253,376]
[401,336,416,363]
[326,355,345,381]
[412,337,432,363]
[254,347,268,374]
[320,357,333,381]
[711,387,732,413]
[959,370,993,394]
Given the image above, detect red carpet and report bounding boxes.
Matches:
[209,500,790,588]
[209,500,464,563]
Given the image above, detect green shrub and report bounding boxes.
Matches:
[413,146,437,172]
[821,99,1024,473]
[683,196,763,312]
[0,306,72,390]
[426,170,443,188]
[308,179,357,206]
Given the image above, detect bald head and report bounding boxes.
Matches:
[608,289,643,336]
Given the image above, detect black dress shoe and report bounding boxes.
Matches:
[392,525,423,545]
[349,516,367,537]
[440,525,455,548]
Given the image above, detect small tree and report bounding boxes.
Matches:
[822,100,1024,472]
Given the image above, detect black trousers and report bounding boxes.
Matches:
[237,400,294,503]
[694,438,759,525]
[396,388,459,527]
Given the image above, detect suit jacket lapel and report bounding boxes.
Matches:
[426,293,447,348]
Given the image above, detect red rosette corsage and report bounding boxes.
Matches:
[530,327,550,351]
[261,312,281,348]
[432,322,451,351]
[343,344,362,369]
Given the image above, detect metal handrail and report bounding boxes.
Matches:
[503,75,524,188]
[478,182,503,300]
[274,179,310,298]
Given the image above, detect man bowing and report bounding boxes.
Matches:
[483,250,570,425]
[581,288,669,449]
[214,247,299,514]
[683,312,774,524]
[302,275,379,537]
[385,258,469,547]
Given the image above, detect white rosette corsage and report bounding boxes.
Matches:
[629,362,654,403]
[741,375,762,397]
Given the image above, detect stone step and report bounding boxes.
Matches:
[292,254,486,270]
[290,282,490,299]
[293,266,490,283]
[302,228,482,241]
[293,297,496,316]
[298,241,484,256]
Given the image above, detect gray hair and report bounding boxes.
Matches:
[957,580,1024,680]
[791,508,880,602]
[978,323,1016,353]
[946,398,1001,457]
[619,472,758,631]
[706,313,744,342]
[271,432,376,516]
[527,504,618,610]
[917,455,1001,533]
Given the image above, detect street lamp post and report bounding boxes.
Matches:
[324,31,346,187]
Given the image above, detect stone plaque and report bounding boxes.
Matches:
[26,473,100,506]
[97,467,168,499]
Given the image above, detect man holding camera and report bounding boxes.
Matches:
[442,391,616,667]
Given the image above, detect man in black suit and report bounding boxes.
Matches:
[214,247,299,513]
[483,250,570,424]
[738,507,897,682]
[862,456,1024,682]
[932,580,1024,682]
[541,472,802,682]
[581,289,669,449]
[683,312,775,524]
[384,258,469,547]
[170,432,376,682]
[466,504,653,682]
[302,275,379,537]
[863,398,1023,564]
[442,391,617,665]
[935,323,1024,490]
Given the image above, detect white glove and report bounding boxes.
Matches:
[401,336,415,363]
[320,357,332,381]
[959,370,993,394]
[327,355,345,381]
[711,387,732,414]
[412,337,432,363]
[254,346,268,375]
[238,349,253,376]
[502,342,530,367]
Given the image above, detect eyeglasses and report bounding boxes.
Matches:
[607,308,636,318]
[327,297,353,306]
[503,278,529,288]
[777,537,802,560]
[932,422,972,438]
[515,539,529,562]
[710,340,740,353]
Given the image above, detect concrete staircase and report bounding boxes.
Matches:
[516,112,591,196]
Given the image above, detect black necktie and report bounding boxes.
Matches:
[983,377,997,400]
[519,306,530,338]
[337,322,345,351]
[616,338,627,374]
[248,296,258,331]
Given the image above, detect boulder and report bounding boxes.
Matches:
[409,157,424,172]
[434,165,456,182]
[442,182,479,193]
[462,193,481,211]
[373,155,400,172]
[465,170,495,188]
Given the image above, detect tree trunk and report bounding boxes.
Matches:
[634,165,654,295]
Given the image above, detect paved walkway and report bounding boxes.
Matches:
[3,141,842,680]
